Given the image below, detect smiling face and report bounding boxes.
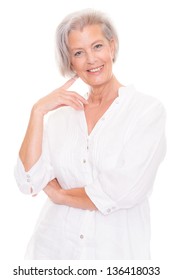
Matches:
[68,24,115,88]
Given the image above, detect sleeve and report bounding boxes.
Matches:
[14,122,55,195]
[85,101,166,215]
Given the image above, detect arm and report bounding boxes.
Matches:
[19,76,87,171]
[44,179,97,211]
[19,108,44,172]
[15,77,88,194]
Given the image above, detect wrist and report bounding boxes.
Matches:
[31,103,46,118]
[58,189,67,205]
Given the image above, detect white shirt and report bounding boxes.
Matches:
[14,85,166,260]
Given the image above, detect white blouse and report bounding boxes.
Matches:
[14,85,166,260]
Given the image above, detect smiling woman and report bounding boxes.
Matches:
[55,9,119,77]
[68,25,115,87]
[14,8,166,260]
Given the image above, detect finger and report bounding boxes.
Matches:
[59,95,84,110]
[70,91,89,105]
[61,75,78,90]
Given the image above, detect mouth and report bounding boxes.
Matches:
[87,65,104,73]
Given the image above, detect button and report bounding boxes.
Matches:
[27,178,31,183]
[115,99,119,104]
[83,159,86,163]
[80,234,84,239]
[26,174,30,178]
[107,208,111,213]
[87,139,89,150]
[101,117,105,121]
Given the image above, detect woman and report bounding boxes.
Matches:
[15,9,166,259]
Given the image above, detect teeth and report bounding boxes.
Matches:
[88,66,102,72]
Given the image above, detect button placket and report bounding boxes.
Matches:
[82,137,90,164]
[26,174,31,183]
[86,137,89,150]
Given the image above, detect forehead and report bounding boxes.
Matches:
[68,24,107,47]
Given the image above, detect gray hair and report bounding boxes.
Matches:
[55,9,119,77]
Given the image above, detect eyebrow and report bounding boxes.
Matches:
[70,40,104,51]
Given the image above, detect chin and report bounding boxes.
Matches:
[80,75,105,86]
[89,78,109,87]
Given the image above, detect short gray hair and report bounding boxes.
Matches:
[55,9,119,77]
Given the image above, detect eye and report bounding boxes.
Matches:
[94,43,103,50]
[74,50,84,57]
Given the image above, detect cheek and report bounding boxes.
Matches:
[71,60,82,72]
[104,53,114,67]
[99,50,113,64]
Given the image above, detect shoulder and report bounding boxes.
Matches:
[122,85,166,118]
[122,86,166,141]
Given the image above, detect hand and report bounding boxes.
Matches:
[43,179,97,210]
[33,76,88,116]
[43,178,63,204]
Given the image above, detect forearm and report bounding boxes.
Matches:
[44,180,97,211]
[19,106,44,171]
[60,188,97,211]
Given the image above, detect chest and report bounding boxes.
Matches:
[49,108,127,174]
[84,101,114,135]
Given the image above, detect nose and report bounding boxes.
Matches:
[86,50,97,64]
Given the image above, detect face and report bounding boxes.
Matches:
[68,24,115,87]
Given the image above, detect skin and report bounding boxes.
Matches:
[19,24,122,211]
[69,25,123,135]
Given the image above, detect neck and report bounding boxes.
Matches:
[88,75,123,106]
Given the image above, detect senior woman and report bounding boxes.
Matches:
[15,9,166,260]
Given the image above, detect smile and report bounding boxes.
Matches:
[87,66,103,73]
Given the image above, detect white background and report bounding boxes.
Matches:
[0,0,172,275]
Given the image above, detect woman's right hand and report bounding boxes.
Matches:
[33,76,88,116]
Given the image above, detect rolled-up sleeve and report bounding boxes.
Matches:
[14,124,55,195]
[85,101,166,215]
